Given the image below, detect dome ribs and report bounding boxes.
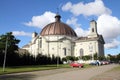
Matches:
[40,15,77,37]
[55,22,60,35]
[40,25,48,36]
[49,23,54,35]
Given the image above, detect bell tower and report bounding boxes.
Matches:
[88,20,98,38]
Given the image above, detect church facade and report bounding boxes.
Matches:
[22,14,105,58]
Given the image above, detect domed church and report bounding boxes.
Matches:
[22,14,105,58]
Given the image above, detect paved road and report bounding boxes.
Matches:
[0,64,118,80]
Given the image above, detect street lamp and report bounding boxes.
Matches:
[3,37,8,72]
[57,36,59,67]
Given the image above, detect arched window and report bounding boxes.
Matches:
[92,28,94,32]
[40,38,42,48]
[63,48,66,56]
[80,48,84,57]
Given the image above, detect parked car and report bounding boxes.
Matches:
[70,62,84,68]
[89,60,101,66]
[101,61,109,65]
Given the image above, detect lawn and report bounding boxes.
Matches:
[0,64,70,75]
[0,64,93,75]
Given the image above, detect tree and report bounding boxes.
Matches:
[66,56,76,61]
[0,32,20,52]
[116,53,120,62]
[0,32,20,66]
[107,53,120,63]
[82,55,91,60]
[93,53,98,60]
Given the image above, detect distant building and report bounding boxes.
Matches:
[22,14,105,58]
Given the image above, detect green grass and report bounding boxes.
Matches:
[0,64,70,75]
[83,64,94,68]
[0,64,92,75]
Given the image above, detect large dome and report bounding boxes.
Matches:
[40,14,77,37]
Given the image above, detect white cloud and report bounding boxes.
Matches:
[97,14,120,49]
[66,17,81,27]
[24,11,56,28]
[12,31,32,37]
[74,27,89,37]
[97,14,120,39]
[62,2,72,11]
[105,39,120,49]
[66,17,89,36]
[62,0,111,16]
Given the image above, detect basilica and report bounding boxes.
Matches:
[22,14,105,58]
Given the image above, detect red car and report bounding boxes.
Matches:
[70,62,84,68]
[101,61,109,65]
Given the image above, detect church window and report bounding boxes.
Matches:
[92,28,94,32]
[89,45,93,52]
[40,39,42,48]
[63,48,66,56]
[80,48,84,57]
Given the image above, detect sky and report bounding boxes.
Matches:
[0,0,120,56]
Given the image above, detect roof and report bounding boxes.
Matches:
[22,44,30,48]
[76,35,105,44]
[40,14,77,37]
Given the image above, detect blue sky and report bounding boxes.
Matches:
[0,0,120,55]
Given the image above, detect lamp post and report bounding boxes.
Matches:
[57,36,59,67]
[3,37,8,72]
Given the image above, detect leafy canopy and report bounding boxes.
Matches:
[0,32,20,53]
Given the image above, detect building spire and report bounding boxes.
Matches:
[55,8,61,22]
[57,7,59,14]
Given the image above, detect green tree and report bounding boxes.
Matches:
[66,56,76,61]
[93,53,98,60]
[0,32,20,52]
[82,55,91,60]
[0,32,20,66]
[116,53,120,62]
[62,57,67,62]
